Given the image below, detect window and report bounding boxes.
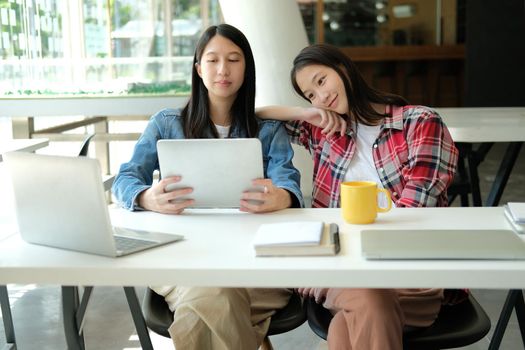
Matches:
[297,0,459,47]
[0,0,222,96]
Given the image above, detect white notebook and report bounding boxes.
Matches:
[253,221,324,247]
[253,221,340,257]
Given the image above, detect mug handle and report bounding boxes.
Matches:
[376,188,392,213]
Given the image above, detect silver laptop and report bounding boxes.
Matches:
[157,138,264,208]
[361,229,525,260]
[3,152,183,257]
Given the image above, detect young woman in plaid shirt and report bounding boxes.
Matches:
[258,44,460,350]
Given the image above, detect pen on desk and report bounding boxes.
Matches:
[329,223,341,254]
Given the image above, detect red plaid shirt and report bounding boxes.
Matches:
[286,105,458,208]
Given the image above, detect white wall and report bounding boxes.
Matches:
[218,0,314,205]
[218,0,308,107]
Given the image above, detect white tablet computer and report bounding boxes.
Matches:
[157,138,264,208]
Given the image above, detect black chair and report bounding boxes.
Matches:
[306,294,490,349]
[142,287,307,349]
[447,176,471,207]
[0,285,16,349]
[78,133,95,157]
[447,144,471,206]
[447,143,490,207]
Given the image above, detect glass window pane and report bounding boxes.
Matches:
[0,0,222,96]
[297,0,317,44]
[296,0,453,47]
[323,0,388,46]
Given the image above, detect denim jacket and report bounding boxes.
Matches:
[112,108,304,210]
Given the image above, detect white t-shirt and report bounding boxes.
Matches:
[343,123,394,207]
[343,123,381,184]
[215,124,230,139]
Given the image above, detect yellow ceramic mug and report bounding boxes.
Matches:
[340,181,392,224]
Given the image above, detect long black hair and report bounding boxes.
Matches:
[181,24,258,138]
[291,44,408,126]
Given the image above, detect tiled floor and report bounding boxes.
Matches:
[1,143,525,349]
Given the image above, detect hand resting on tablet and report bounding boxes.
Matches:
[138,176,194,215]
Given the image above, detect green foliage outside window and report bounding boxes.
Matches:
[0,0,221,97]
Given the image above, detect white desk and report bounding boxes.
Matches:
[438,107,525,143]
[1,206,524,289]
[0,138,49,162]
[3,95,188,175]
[1,206,524,349]
[2,95,187,118]
[437,107,525,207]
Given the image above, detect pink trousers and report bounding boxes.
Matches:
[323,288,444,350]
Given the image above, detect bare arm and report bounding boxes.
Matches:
[255,105,306,121]
[256,105,347,137]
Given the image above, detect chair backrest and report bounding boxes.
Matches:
[306,294,490,349]
[447,143,474,206]
[266,290,306,336]
[142,288,172,337]
[142,288,307,338]
[78,133,95,157]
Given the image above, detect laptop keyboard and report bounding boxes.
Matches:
[113,235,159,252]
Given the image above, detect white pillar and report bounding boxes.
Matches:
[218,0,313,205]
[218,0,309,107]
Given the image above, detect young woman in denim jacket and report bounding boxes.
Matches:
[112,24,303,350]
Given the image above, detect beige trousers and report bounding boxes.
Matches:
[161,287,291,350]
[323,288,444,350]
